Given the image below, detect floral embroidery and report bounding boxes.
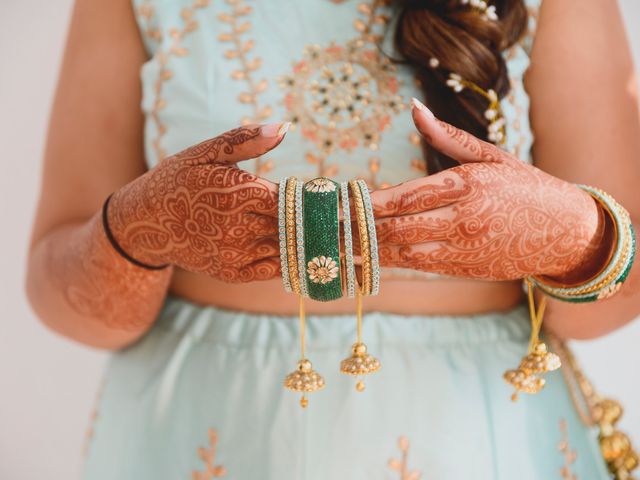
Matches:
[137,0,211,162]
[217,0,274,175]
[558,420,578,480]
[307,256,339,284]
[192,428,227,479]
[388,436,422,480]
[305,178,336,193]
[278,0,405,178]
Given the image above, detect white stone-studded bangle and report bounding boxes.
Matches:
[278,177,292,293]
[357,179,380,296]
[340,181,356,298]
[295,179,310,298]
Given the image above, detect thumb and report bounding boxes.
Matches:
[177,122,290,166]
[410,98,508,165]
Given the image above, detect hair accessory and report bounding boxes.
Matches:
[340,181,357,298]
[278,178,293,293]
[429,57,506,145]
[102,194,170,271]
[529,185,635,302]
[503,279,560,401]
[460,0,498,21]
[284,296,326,408]
[303,178,343,301]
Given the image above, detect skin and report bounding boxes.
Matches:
[26,0,640,350]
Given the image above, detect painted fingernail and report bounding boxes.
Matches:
[411,97,435,119]
[261,122,291,138]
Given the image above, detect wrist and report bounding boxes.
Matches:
[544,193,613,285]
[105,192,171,270]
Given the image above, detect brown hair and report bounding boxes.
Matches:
[390,0,528,171]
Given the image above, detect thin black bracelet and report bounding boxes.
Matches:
[102,194,170,271]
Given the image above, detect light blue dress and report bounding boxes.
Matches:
[82,1,611,478]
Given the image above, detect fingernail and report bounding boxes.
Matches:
[411,97,435,119]
[261,122,290,138]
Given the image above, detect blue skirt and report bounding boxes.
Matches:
[82,295,609,479]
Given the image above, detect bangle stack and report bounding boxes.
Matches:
[505,185,635,402]
[528,185,635,303]
[278,176,382,405]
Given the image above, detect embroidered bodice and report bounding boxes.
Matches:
[133,0,541,188]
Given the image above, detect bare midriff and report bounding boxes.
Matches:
[169,269,524,316]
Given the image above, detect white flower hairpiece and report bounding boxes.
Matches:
[461,0,498,21]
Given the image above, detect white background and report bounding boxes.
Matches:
[1,1,639,479]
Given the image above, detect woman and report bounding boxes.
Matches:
[26,0,640,478]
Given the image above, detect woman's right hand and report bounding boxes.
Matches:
[107,123,288,283]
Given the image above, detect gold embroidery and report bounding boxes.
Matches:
[558,419,579,480]
[217,0,274,175]
[137,0,211,162]
[279,0,405,179]
[548,336,639,480]
[388,436,422,480]
[192,428,227,479]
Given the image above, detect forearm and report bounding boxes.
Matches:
[542,221,640,341]
[26,210,172,350]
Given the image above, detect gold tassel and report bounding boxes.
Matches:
[284,296,325,408]
[503,279,561,401]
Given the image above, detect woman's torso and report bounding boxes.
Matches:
[133,0,540,314]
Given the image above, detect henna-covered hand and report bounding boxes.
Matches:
[370,99,606,281]
[108,124,288,283]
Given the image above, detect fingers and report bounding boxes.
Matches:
[370,170,470,218]
[410,98,510,165]
[176,122,290,166]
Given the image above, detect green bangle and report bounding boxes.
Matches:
[303,177,343,302]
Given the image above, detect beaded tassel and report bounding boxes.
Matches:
[503,280,561,401]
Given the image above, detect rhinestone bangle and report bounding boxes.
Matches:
[285,176,301,295]
[340,181,357,298]
[278,178,292,293]
[350,180,372,296]
[357,179,380,296]
[295,179,310,298]
[303,177,343,302]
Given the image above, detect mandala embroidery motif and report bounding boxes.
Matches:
[278,0,406,179]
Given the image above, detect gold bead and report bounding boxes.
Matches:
[601,432,631,462]
[300,396,308,408]
[356,381,365,392]
[352,342,367,356]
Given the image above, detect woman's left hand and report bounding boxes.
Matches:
[370,99,605,281]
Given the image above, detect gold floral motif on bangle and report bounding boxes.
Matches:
[137,0,211,163]
[217,0,274,175]
[278,0,405,178]
[192,428,227,479]
[305,177,337,193]
[558,420,579,480]
[307,256,339,284]
[387,436,422,480]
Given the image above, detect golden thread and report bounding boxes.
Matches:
[299,295,306,359]
[285,177,300,294]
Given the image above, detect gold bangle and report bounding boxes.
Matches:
[285,176,300,295]
[350,180,372,296]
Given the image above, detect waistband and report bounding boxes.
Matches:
[152,295,531,349]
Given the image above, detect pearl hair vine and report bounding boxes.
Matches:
[461,0,499,21]
[428,57,507,146]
